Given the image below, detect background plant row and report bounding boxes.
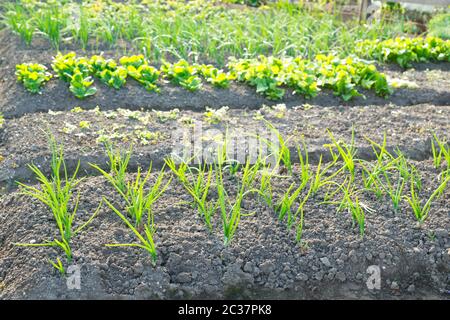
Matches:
[1,0,421,66]
[16,51,391,101]
[15,36,450,101]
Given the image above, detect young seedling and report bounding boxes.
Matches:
[204,106,229,124]
[49,257,65,276]
[297,139,311,187]
[4,6,34,45]
[165,158,216,230]
[393,149,413,181]
[257,159,277,208]
[404,174,450,223]
[317,175,368,238]
[216,159,257,246]
[295,182,314,243]
[327,129,357,181]
[217,129,258,182]
[431,134,450,176]
[104,198,158,265]
[225,159,241,177]
[90,144,132,194]
[275,177,309,227]
[94,159,170,228]
[365,133,394,165]
[431,135,443,170]
[335,179,366,237]
[97,158,170,264]
[391,151,422,193]
[153,109,179,123]
[320,179,349,205]
[410,165,423,192]
[260,120,292,174]
[347,195,366,237]
[16,135,101,265]
[310,155,342,196]
[378,171,405,213]
[360,162,385,199]
[126,165,170,227]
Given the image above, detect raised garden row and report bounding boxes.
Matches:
[16,52,391,101]
[4,118,450,265]
[1,103,449,187]
[14,37,450,103]
[0,146,448,299]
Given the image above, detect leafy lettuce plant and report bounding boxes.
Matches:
[69,69,97,99]
[15,63,52,93]
[315,54,392,101]
[196,64,234,88]
[282,57,318,98]
[160,59,202,91]
[90,55,117,77]
[228,56,285,100]
[229,55,320,100]
[119,55,160,91]
[51,52,78,82]
[99,67,128,89]
[52,52,92,82]
[119,55,146,69]
[128,64,160,92]
[357,64,393,97]
[89,55,127,89]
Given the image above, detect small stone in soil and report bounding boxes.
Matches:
[296,272,308,282]
[259,261,275,275]
[243,262,253,273]
[320,257,331,268]
[336,272,346,282]
[176,272,192,283]
[315,272,324,281]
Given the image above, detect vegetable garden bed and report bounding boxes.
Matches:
[0,159,448,299]
[2,31,450,118]
[0,103,449,190]
[0,0,449,301]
